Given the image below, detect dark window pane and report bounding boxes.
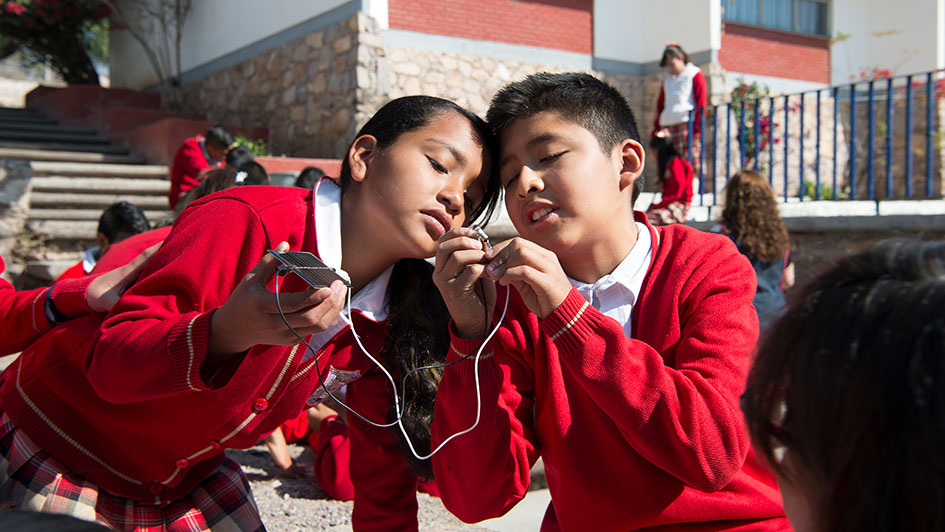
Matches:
[796,0,828,36]
[763,0,794,31]
[723,0,759,25]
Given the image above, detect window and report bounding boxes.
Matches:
[722,0,829,37]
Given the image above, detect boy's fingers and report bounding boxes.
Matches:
[247,242,291,286]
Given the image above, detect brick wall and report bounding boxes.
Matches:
[719,22,829,83]
[388,0,592,54]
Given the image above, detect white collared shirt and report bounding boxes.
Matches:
[568,222,653,338]
[305,179,393,357]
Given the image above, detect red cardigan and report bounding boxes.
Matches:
[431,215,789,531]
[1,186,428,531]
[0,255,94,356]
[168,136,214,209]
[650,157,695,210]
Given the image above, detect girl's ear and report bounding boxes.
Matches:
[617,138,645,191]
[348,135,378,183]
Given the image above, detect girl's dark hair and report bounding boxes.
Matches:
[648,136,681,186]
[660,43,690,67]
[721,170,788,263]
[742,239,945,532]
[339,96,501,478]
[225,145,255,168]
[294,166,326,189]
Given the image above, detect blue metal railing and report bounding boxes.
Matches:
[686,69,944,206]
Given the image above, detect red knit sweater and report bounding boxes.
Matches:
[651,157,695,210]
[431,216,789,531]
[0,186,428,531]
[0,256,95,356]
[168,136,215,209]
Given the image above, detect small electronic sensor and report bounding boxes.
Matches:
[471,224,492,249]
[268,250,351,289]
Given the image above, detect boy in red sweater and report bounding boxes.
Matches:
[431,72,788,531]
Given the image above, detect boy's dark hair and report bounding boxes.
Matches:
[660,43,690,67]
[339,95,502,479]
[486,72,645,205]
[294,166,326,190]
[225,145,255,168]
[742,239,945,532]
[204,124,234,150]
[97,201,150,244]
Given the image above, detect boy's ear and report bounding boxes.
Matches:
[348,135,378,183]
[616,139,645,191]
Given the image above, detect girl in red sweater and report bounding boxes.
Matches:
[0,96,500,532]
[653,43,706,175]
[646,135,694,225]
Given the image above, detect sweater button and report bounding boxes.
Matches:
[176,458,189,468]
[252,398,269,412]
[149,482,163,494]
[210,440,223,451]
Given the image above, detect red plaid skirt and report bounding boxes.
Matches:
[0,413,265,531]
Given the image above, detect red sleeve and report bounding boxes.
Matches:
[312,416,354,501]
[346,371,421,531]
[169,138,210,209]
[0,257,95,356]
[653,85,666,136]
[87,197,270,402]
[649,157,692,210]
[692,71,707,137]
[430,295,540,523]
[539,251,757,492]
[54,261,86,283]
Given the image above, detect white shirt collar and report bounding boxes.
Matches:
[314,178,391,322]
[568,221,652,334]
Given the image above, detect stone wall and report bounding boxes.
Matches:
[172,14,383,159]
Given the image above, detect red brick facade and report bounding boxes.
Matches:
[719,22,829,83]
[388,0,592,55]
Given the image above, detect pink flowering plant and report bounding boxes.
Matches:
[0,0,111,85]
[730,79,778,167]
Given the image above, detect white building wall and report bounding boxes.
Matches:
[831,0,943,83]
[110,0,349,89]
[594,0,716,65]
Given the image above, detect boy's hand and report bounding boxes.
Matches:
[433,227,496,339]
[208,242,347,358]
[483,238,571,319]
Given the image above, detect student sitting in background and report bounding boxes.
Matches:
[646,133,693,225]
[742,239,945,532]
[55,201,151,282]
[294,166,326,190]
[168,124,234,209]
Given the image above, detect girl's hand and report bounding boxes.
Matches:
[433,227,495,339]
[86,242,161,313]
[208,242,347,358]
[482,238,571,319]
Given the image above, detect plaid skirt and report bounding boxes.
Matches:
[665,123,702,176]
[0,413,265,531]
[647,202,690,226]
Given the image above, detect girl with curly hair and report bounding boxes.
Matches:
[716,170,794,325]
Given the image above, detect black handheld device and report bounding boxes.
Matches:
[268,250,351,289]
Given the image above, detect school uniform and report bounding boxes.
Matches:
[0,180,428,531]
[169,136,218,209]
[431,213,789,531]
[0,255,94,356]
[654,63,706,173]
[647,157,695,225]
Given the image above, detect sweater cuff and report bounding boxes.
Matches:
[538,288,604,352]
[50,276,95,319]
[167,310,215,392]
[445,323,497,378]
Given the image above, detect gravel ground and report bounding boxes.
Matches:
[230,443,495,532]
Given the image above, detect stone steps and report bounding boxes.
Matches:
[30,176,170,194]
[27,208,169,222]
[0,139,132,154]
[29,191,170,210]
[30,161,168,179]
[0,146,144,164]
[0,128,112,145]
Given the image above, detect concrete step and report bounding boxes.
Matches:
[0,114,58,125]
[0,140,130,154]
[0,107,48,119]
[26,220,100,241]
[29,191,169,210]
[0,129,112,145]
[30,176,169,194]
[31,161,168,178]
[0,121,99,135]
[27,208,170,222]
[0,146,144,164]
